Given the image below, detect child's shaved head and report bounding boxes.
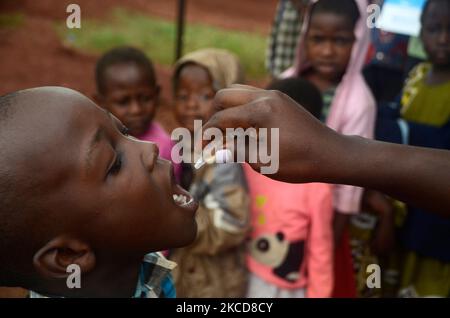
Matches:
[95,46,156,95]
[0,88,100,286]
[94,47,160,137]
[0,90,59,285]
[0,87,197,296]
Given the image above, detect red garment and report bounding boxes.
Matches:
[332,229,357,298]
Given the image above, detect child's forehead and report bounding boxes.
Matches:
[309,13,354,31]
[180,63,208,74]
[178,64,212,83]
[4,88,106,184]
[424,2,450,22]
[106,62,139,75]
[105,62,152,82]
[102,63,156,95]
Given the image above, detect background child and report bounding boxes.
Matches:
[396,0,450,297]
[0,87,199,297]
[266,0,306,78]
[349,190,398,298]
[401,0,450,127]
[363,0,410,104]
[282,0,376,297]
[367,0,450,298]
[245,78,334,298]
[94,46,181,180]
[169,48,250,298]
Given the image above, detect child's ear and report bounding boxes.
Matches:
[33,236,96,279]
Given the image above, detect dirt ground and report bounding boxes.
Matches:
[0,0,277,297]
[0,0,276,131]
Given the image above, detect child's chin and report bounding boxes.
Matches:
[130,126,147,136]
[185,125,196,134]
[175,221,198,247]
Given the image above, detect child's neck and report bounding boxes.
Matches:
[426,64,450,85]
[54,255,142,298]
[88,258,142,297]
[304,69,342,93]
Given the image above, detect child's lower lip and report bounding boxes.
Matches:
[318,64,336,72]
[169,165,198,214]
[172,184,198,213]
[128,122,146,130]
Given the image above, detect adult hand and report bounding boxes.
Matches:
[202,85,450,217]
[202,85,345,183]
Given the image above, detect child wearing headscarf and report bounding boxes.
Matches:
[169,48,250,298]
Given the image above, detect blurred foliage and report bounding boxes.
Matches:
[58,8,268,79]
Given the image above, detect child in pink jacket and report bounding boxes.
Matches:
[245,78,334,298]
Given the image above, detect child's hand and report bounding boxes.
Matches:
[362,190,394,219]
[363,190,396,256]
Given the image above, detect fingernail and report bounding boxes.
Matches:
[215,149,232,163]
[194,149,232,169]
[194,157,206,169]
[194,153,215,169]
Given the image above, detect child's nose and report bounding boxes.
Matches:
[438,29,450,45]
[186,95,200,110]
[129,98,144,114]
[322,42,334,56]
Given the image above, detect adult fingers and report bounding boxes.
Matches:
[213,85,265,112]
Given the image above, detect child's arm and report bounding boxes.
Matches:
[189,164,250,255]
[306,184,334,298]
[363,190,396,256]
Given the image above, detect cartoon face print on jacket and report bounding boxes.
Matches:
[249,232,305,282]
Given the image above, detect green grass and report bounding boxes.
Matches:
[57,8,268,79]
[0,13,24,29]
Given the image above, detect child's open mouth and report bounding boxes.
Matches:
[169,165,198,212]
[172,193,194,207]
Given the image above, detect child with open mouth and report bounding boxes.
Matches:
[0,86,198,297]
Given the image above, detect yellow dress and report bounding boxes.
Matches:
[401,63,450,127]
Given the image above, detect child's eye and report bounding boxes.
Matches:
[200,93,213,102]
[176,93,188,102]
[425,24,443,34]
[335,37,352,46]
[310,35,325,43]
[108,152,122,176]
[117,97,130,106]
[140,95,153,103]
